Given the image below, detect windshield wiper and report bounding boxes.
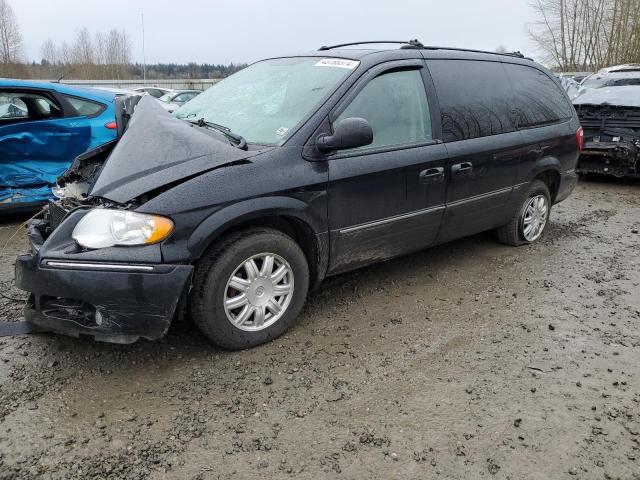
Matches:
[185,117,247,150]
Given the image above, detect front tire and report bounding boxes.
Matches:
[190,228,309,350]
[496,180,551,246]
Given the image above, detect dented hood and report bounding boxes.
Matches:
[573,86,640,108]
[90,96,262,203]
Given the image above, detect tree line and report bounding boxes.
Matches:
[0,0,244,80]
[530,0,640,71]
[40,28,133,79]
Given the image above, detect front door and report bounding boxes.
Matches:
[325,60,448,274]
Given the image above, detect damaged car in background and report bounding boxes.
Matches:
[0,80,140,211]
[573,68,640,178]
[15,43,580,350]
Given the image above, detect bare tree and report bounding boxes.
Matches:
[0,0,22,75]
[529,0,640,71]
[72,28,96,78]
[41,39,57,65]
[93,31,106,66]
[104,29,131,78]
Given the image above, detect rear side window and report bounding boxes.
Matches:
[34,97,62,117]
[427,59,516,142]
[334,69,432,150]
[503,64,574,128]
[64,95,105,117]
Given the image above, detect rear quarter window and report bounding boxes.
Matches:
[64,95,105,117]
[427,59,517,142]
[503,63,574,128]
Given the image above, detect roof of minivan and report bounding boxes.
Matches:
[282,46,537,69]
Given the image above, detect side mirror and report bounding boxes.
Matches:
[316,117,373,153]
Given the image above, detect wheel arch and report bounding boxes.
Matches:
[187,196,329,289]
[526,157,561,202]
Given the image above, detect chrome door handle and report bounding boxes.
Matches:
[451,162,473,175]
[419,167,445,183]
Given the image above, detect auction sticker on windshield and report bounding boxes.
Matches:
[314,59,360,69]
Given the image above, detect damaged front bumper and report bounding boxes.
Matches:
[14,203,193,344]
[577,141,640,178]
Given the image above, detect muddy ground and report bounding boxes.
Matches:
[0,178,638,480]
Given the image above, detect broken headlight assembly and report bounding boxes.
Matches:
[72,209,174,249]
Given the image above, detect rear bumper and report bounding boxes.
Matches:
[15,254,192,343]
[555,169,578,204]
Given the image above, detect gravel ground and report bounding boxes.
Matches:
[0,178,638,480]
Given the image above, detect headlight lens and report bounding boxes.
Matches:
[72,209,174,249]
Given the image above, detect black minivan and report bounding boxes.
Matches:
[15,41,581,349]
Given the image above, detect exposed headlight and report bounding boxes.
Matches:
[51,185,65,199]
[72,209,174,249]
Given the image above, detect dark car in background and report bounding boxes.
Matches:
[574,68,640,178]
[0,80,127,210]
[15,41,581,349]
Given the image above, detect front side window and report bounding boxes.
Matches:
[0,94,28,119]
[428,59,517,142]
[0,92,61,121]
[333,69,432,150]
[175,57,358,145]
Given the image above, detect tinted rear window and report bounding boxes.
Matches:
[427,59,516,142]
[503,63,574,128]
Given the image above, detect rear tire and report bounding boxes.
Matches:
[496,180,551,246]
[190,228,309,350]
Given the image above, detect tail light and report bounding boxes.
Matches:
[576,127,584,151]
[104,121,117,130]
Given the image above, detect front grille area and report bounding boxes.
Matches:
[46,200,68,230]
[38,296,99,327]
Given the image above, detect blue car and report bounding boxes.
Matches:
[0,80,121,210]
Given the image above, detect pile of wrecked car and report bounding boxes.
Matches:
[573,64,640,178]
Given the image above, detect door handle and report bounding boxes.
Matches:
[531,147,544,156]
[451,162,473,175]
[419,167,445,183]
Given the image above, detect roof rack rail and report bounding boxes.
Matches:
[318,40,424,51]
[317,39,531,60]
[421,45,530,60]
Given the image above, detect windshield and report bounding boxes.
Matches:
[158,93,174,103]
[174,57,359,144]
[581,71,640,89]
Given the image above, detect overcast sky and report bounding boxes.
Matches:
[12,0,538,65]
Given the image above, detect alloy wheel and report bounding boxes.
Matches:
[223,253,294,331]
[521,194,548,242]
